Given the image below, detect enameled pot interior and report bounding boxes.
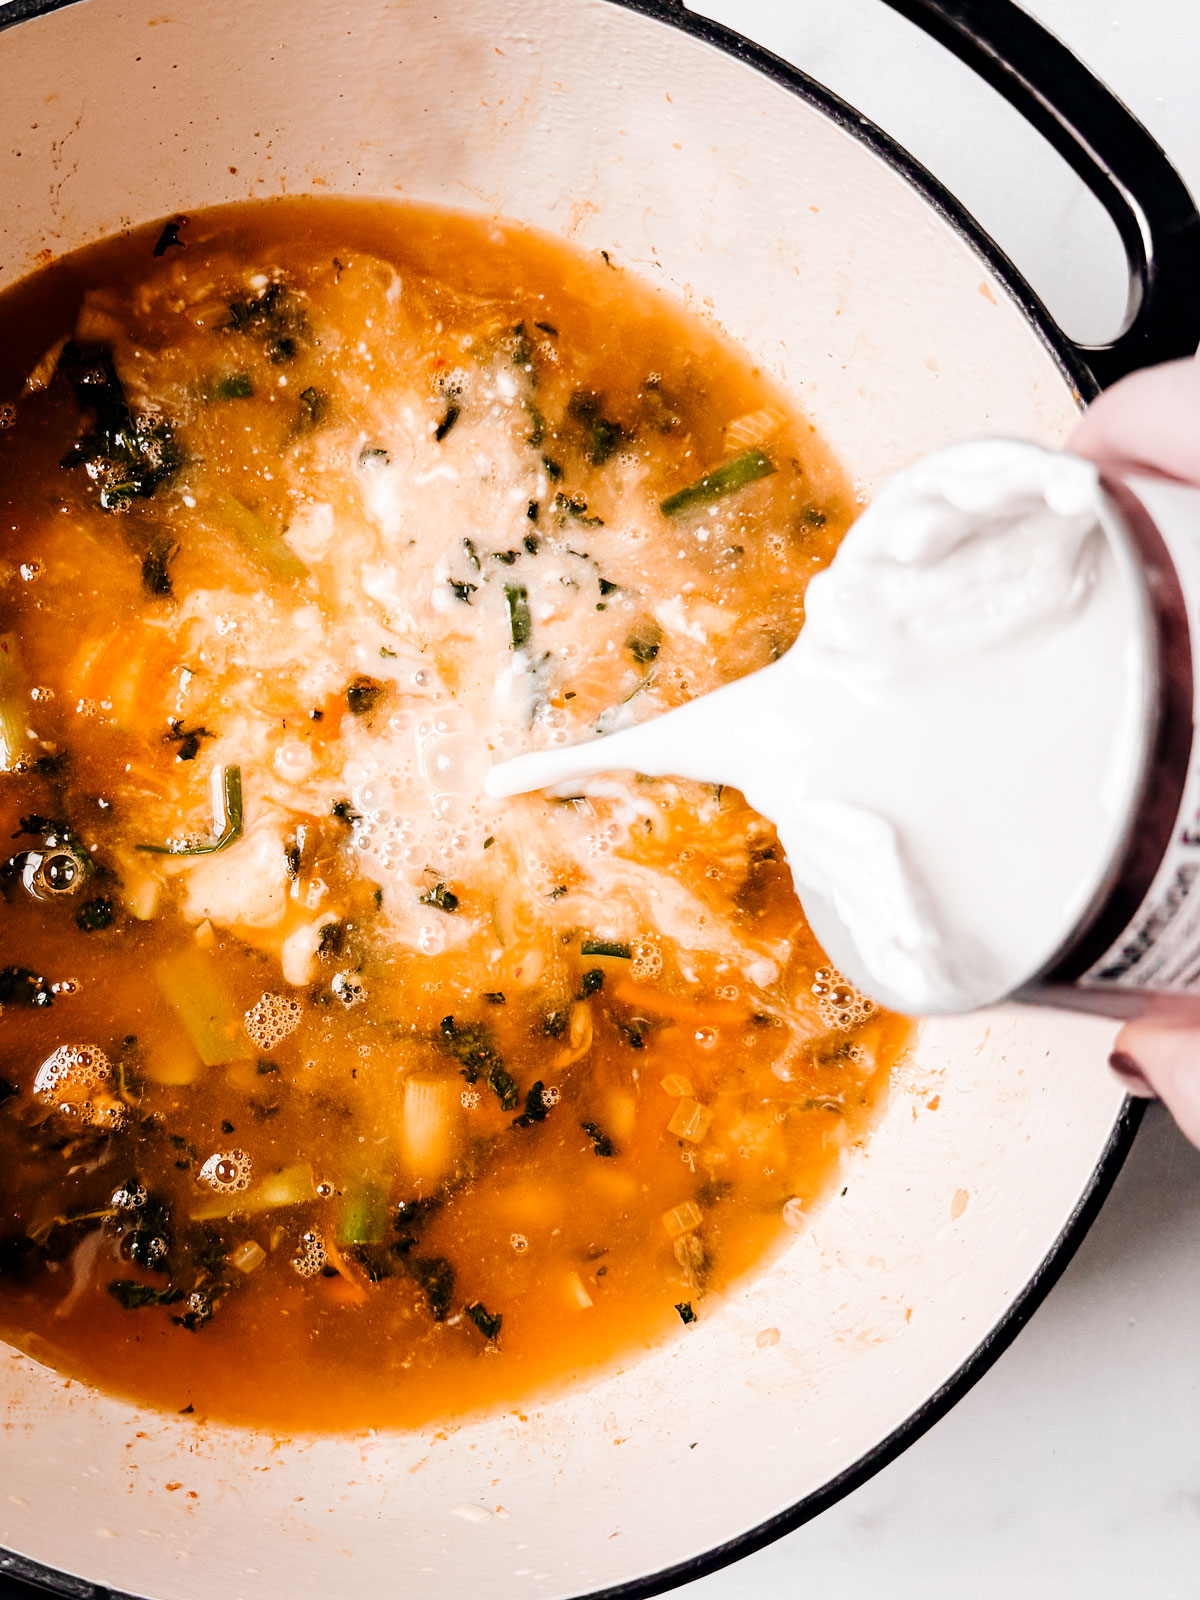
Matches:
[0,3,1125,1598]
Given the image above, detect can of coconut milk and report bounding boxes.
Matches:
[1025,468,1200,1016]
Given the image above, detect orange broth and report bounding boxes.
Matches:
[0,200,910,1431]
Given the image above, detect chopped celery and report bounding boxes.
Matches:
[155,946,245,1065]
[190,1162,317,1222]
[219,493,308,582]
[338,1181,388,1246]
[138,765,243,856]
[660,449,775,517]
[0,634,28,772]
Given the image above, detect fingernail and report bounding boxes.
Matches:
[1109,1051,1156,1097]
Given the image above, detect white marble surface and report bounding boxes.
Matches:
[678,2,1200,1596]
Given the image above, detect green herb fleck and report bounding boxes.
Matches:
[226,281,303,364]
[615,1016,651,1050]
[437,1017,519,1111]
[568,390,623,466]
[108,1280,184,1311]
[172,1293,215,1332]
[410,1256,455,1321]
[578,968,604,998]
[152,220,185,257]
[464,1300,503,1341]
[298,386,327,428]
[142,536,179,597]
[0,967,54,1008]
[420,883,459,914]
[581,1120,616,1157]
[513,1080,549,1128]
[511,322,534,368]
[346,675,385,717]
[554,491,603,527]
[435,400,461,442]
[675,1301,697,1325]
[448,579,478,603]
[331,799,361,825]
[627,624,662,665]
[59,342,182,510]
[76,896,115,932]
[214,371,254,400]
[505,584,531,650]
[166,720,211,762]
[542,1010,568,1039]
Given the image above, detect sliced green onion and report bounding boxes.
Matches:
[219,493,308,582]
[580,939,631,959]
[660,449,775,517]
[138,765,243,856]
[191,1162,317,1222]
[338,1181,388,1246]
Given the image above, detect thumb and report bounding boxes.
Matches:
[1111,1016,1200,1147]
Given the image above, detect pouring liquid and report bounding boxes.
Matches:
[487,440,1153,1014]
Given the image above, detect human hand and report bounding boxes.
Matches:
[1070,354,1200,1139]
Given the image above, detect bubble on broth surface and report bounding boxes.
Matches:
[199,1150,252,1194]
[811,966,875,1030]
[33,1044,127,1130]
[244,992,302,1050]
[33,1044,111,1101]
[331,972,366,1007]
[291,1230,327,1278]
[631,938,663,980]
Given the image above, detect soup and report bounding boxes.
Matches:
[0,200,909,1431]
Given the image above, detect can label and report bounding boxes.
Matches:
[1081,475,1200,992]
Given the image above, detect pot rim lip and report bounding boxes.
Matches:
[0,2,1128,1599]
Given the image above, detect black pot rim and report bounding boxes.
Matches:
[0,2,1134,1598]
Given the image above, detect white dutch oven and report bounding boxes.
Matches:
[1,2,1198,1597]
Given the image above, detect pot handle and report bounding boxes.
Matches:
[879,0,1200,390]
